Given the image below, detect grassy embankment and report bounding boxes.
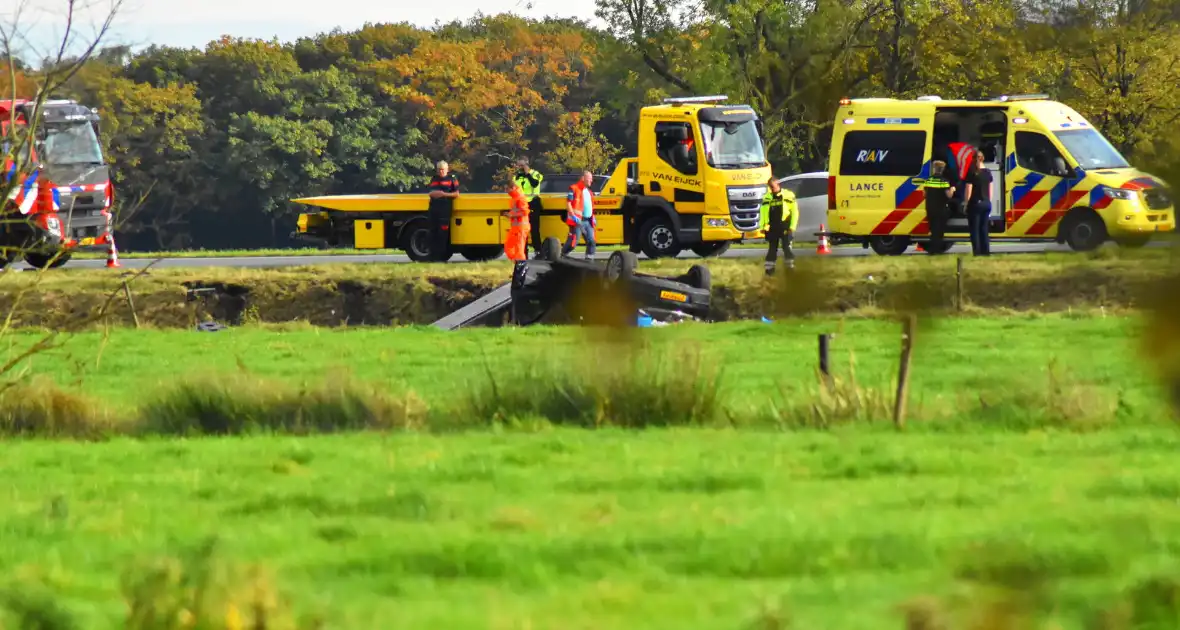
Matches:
[71,242,770,259]
[1,317,1180,628]
[3,249,1176,329]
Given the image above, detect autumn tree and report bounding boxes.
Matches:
[365,15,596,190]
[544,104,623,174]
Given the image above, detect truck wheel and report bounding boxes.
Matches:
[689,242,731,258]
[23,252,71,269]
[1061,210,1107,252]
[685,264,712,291]
[459,245,504,262]
[401,221,451,262]
[401,222,435,262]
[869,235,910,256]
[539,236,562,261]
[604,250,637,283]
[638,216,682,259]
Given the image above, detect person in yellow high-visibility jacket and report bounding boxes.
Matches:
[760,176,799,275]
[514,158,544,257]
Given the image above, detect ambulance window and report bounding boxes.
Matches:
[1014,131,1068,176]
[839,131,927,177]
[654,121,698,176]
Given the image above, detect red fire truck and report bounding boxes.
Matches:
[2,98,116,269]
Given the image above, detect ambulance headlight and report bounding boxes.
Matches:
[707,218,730,227]
[1105,188,1138,201]
[45,216,61,236]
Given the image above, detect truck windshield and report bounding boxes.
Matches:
[699,120,767,170]
[1053,128,1130,170]
[41,122,104,165]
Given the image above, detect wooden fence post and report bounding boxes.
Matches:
[956,256,964,311]
[893,314,917,429]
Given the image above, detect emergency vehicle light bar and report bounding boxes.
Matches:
[991,93,1049,102]
[662,95,729,104]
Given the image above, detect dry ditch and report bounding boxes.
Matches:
[0,254,1174,330]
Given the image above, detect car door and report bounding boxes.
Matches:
[793,176,828,240]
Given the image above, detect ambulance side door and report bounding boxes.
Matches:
[835,125,930,236]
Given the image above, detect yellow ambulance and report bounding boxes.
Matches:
[825,94,1175,255]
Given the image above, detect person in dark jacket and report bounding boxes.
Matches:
[923,160,954,254]
[963,151,993,256]
[426,160,460,259]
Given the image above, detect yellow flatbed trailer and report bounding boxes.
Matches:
[292,190,627,262]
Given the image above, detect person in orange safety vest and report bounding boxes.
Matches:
[503,178,531,264]
[561,170,597,259]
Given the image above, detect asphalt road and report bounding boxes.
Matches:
[5,241,1088,271]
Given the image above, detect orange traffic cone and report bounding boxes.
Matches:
[106,237,121,268]
[816,224,832,255]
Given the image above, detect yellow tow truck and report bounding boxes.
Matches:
[290,95,772,261]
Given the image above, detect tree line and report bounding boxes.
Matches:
[4,0,1178,251]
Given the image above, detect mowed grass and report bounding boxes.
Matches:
[5,314,1169,422]
[5,430,1180,628]
[3,316,1180,627]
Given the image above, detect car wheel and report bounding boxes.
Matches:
[685,264,711,291]
[604,250,637,283]
[539,236,562,261]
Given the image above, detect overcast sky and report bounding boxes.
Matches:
[5,0,602,59]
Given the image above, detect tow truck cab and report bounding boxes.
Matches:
[607,96,772,258]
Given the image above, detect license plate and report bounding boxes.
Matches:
[660,290,687,303]
[78,237,96,246]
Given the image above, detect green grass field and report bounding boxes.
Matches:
[7,429,1180,629]
[8,314,1167,419]
[3,317,1180,628]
